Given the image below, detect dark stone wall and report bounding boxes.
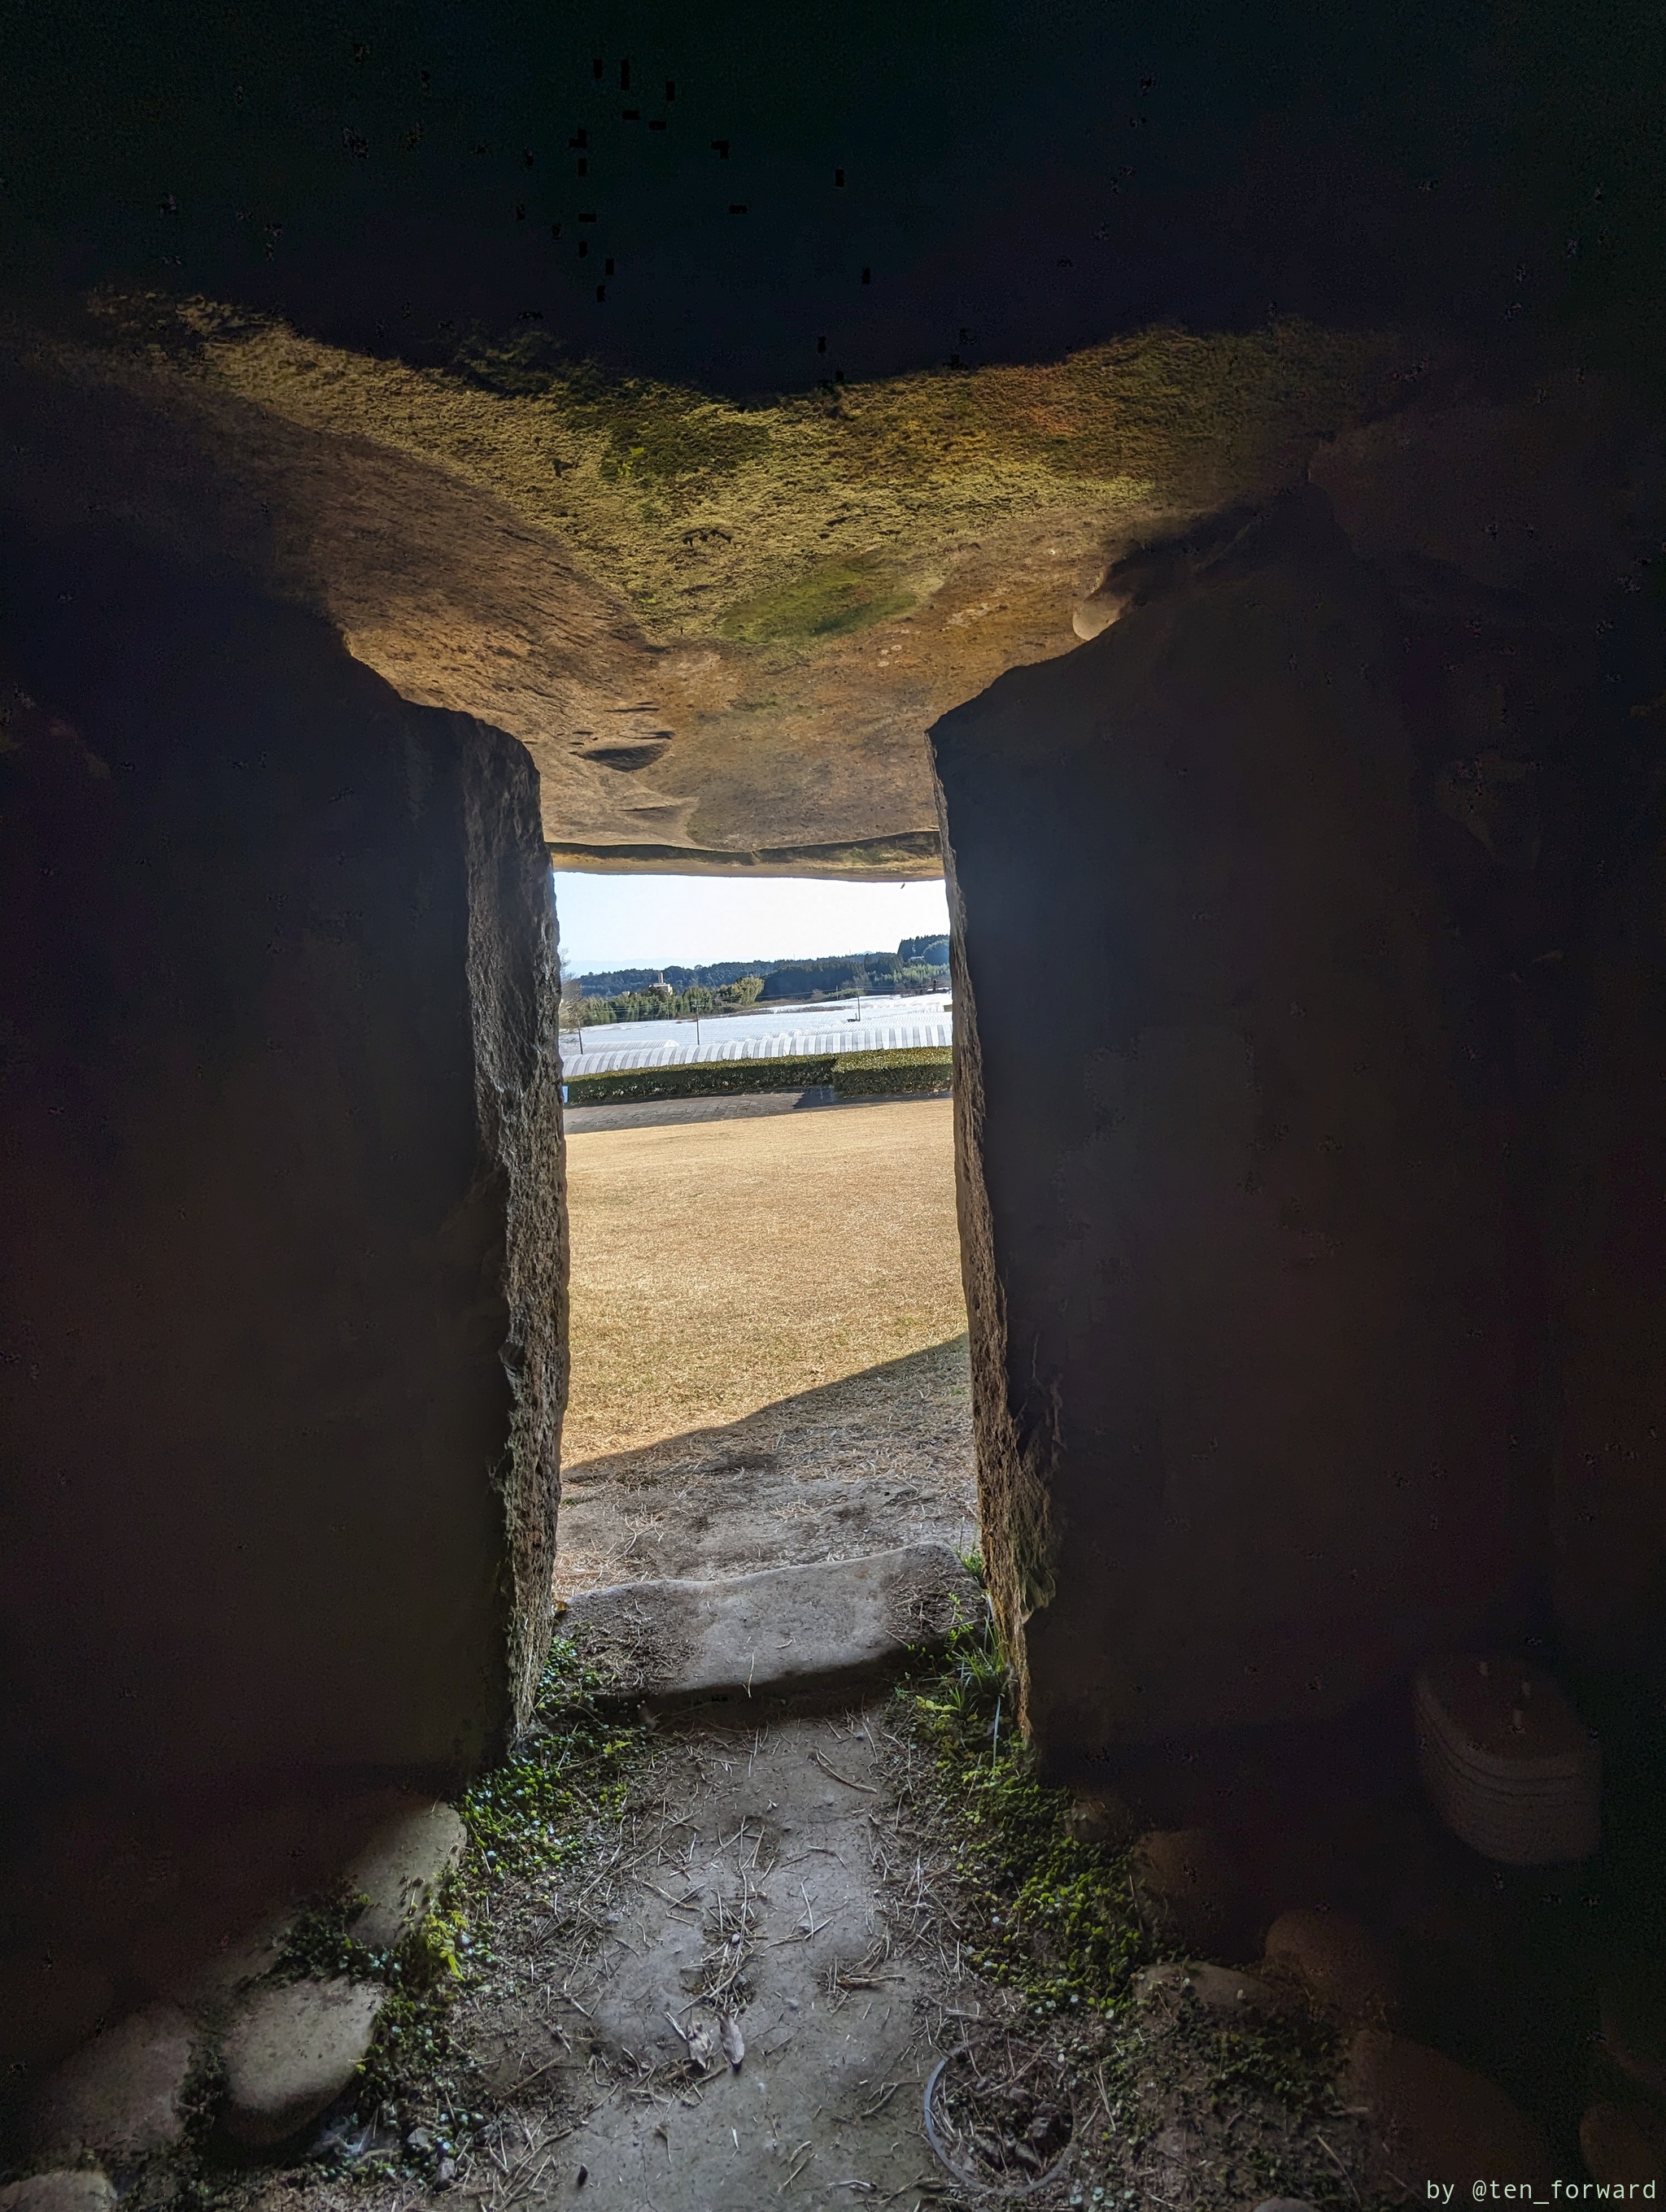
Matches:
[935,486,1524,1763]
[932,418,1666,1770]
[0,525,566,1818]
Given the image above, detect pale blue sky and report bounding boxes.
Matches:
[553,872,950,977]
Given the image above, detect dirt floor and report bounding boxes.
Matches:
[203,1654,1412,2212]
[560,1095,967,1466]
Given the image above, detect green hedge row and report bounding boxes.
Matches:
[564,1045,953,1108]
[831,1047,954,1096]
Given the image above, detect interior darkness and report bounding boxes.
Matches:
[0,0,1659,395]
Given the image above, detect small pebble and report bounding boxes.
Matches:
[434,2158,456,2190]
[575,2166,588,2188]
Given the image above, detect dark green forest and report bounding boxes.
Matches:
[562,936,950,1025]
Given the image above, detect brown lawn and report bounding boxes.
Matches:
[561,1097,966,1465]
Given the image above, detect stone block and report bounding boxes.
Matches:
[222,1979,385,2146]
[1341,2029,1550,2188]
[931,486,1524,1763]
[347,1801,468,1950]
[0,529,566,2053]
[0,2176,116,2212]
[29,2004,194,2160]
[561,1544,983,1715]
[0,534,566,1815]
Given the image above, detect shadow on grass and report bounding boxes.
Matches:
[556,1335,974,1587]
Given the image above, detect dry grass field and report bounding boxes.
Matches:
[561,1096,966,1464]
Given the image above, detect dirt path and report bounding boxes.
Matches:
[456,1713,950,2211]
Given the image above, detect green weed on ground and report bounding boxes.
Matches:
[168,1638,653,2199]
[344,1635,649,2142]
[894,1614,1384,2210]
[912,1622,1143,2018]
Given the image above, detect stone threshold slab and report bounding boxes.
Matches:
[556,1543,984,1717]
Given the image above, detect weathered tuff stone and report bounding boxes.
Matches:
[222,1979,385,2146]
[1134,1962,1289,2018]
[561,1544,983,1714]
[1341,2030,1551,2187]
[29,2004,194,2160]
[347,1802,469,1951]
[1132,1830,1258,1961]
[1262,1909,1401,2027]
[0,525,565,2066]
[0,2176,116,2212]
[933,483,1527,1760]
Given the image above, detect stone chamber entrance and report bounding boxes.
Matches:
[7,1,1666,2202]
[556,1052,974,1592]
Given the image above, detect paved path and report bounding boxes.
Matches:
[563,1087,944,1134]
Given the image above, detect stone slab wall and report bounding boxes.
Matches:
[0,521,565,1809]
[936,387,1666,1771]
[933,487,1533,1767]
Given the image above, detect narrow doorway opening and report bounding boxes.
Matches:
[550,868,976,1597]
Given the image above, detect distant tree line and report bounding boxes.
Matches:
[560,973,765,1029]
[560,935,950,1026]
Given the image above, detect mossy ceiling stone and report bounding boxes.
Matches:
[0,295,1415,872]
[716,555,916,647]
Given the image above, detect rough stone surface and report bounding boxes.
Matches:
[561,1544,983,1714]
[347,1802,469,1951]
[28,2004,194,2160]
[1312,400,1666,1676]
[0,526,565,1834]
[0,2177,116,2212]
[0,311,1402,877]
[1262,1908,1401,2027]
[1132,1830,1258,1962]
[1581,2101,1666,2186]
[1134,1962,1290,2018]
[221,1979,386,2147]
[1341,2030,1551,2187]
[932,455,1654,1761]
